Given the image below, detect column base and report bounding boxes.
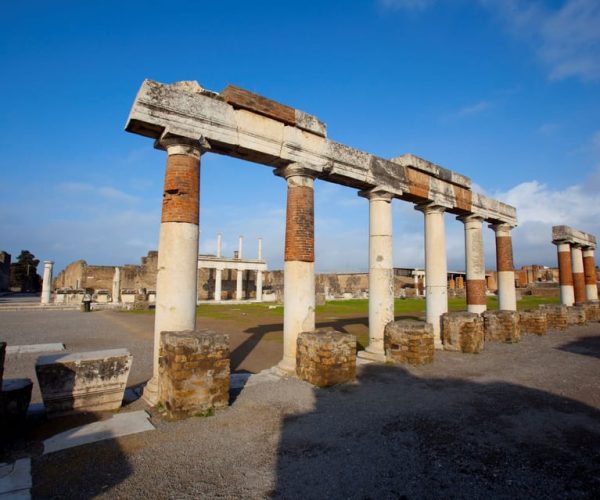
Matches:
[275,358,296,376]
[434,339,444,350]
[357,349,386,363]
[141,376,160,406]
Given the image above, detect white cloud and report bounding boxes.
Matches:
[56,182,138,204]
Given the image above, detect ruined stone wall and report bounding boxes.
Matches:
[120,251,158,291]
[0,251,10,292]
[53,260,87,290]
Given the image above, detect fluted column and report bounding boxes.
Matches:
[583,247,598,301]
[571,244,586,305]
[555,241,574,306]
[458,215,486,314]
[358,188,394,362]
[490,223,517,311]
[144,136,201,405]
[275,163,315,373]
[416,203,448,348]
[41,261,54,304]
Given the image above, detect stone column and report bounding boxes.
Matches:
[236,236,243,300]
[41,261,54,304]
[413,273,420,296]
[214,268,222,302]
[216,233,222,258]
[112,267,121,303]
[571,244,586,305]
[490,223,517,311]
[145,137,201,405]
[275,164,315,373]
[358,188,394,362]
[583,247,598,301]
[256,270,263,302]
[555,241,574,306]
[258,237,263,260]
[458,215,486,314]
[416,203,448,348]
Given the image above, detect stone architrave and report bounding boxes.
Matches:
[458,215,486,314]
[41,261,54,305]
[416,203,448,348]
[490,223,517,311]
[358,188,395,362]
[571,244,586,305]
[582,247,598,302]
[276,164,316,373]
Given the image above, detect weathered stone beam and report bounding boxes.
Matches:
[125,80,517,224]
[552,225,597,248]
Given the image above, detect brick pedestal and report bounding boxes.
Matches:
[441,312,484,353]
[384,320,434,365]
[566,305,587,326]
[519,310,548,336]
[582,302,600,322]
[482,310,520,343]
[539,304,568,330]
[296,329,356,387]
[159,330,230,419]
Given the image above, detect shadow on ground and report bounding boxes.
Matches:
[557,335,600,360]
[272,363,600,498]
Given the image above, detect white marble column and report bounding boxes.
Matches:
[416,203,448,348]
[256,270,263,302]
[258,238,263,260]
[583,247,598,302]
[145,137,201,405]
[236,236,243,300]
[490,223,517,311]
[214,268,222,302]
[413,273,420,296]
[216,233,222,258]
[458,215,486,314]
[112,267,121,303]
[275,164,315,373]
[41,261,54,304]
[358,188,394,362]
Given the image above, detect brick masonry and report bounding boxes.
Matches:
[384,320,434,365]
[482,310,520,343]
[496,236,514,272]
[558,250,573,285]
[519,310,548,336]
[161,154,200,224]
[567,305,587,325]
[441,312,485,353]
[466,279,486,305]
[159,330,230,419]
[582,302,600,322]
[583,256,596,285]
[296,328,356,387]
[285,185,314,262]
[539,304,568,330]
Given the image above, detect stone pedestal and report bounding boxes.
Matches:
[159,330,230,419]
[384,320,434,365]
[296,329,356,387]
[582,301,600,322]
[482,310,520,343]
[441,312,484,353]
[539,304,568,330]
[0,378,33,426]
[566,305,587,325]
[519,310,548,336]
[36,349,132,416]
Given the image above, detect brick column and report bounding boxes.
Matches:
[458,215,486,314]
[555,241,574,306]
[41,261,54,304]
[358,188,394,362]
[571,244,586,305]
[490,223,517,311]
[275,164,316,373]
[583,247,598,301]
[144,136,201,405]
[416,203,448,348]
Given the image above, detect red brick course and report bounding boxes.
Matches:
[583,256,596,285]
[495,236,514,272]
[558,250,573,286]
[573,273,586,305]
[466,279,486,305]
[285,185,314,262]
[161,154,200,224]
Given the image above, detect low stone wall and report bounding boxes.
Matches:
[384,320,434,365]
[296,329,356,387]
[566,306,586,326]
[519,310,548,336]
[482,310,520,343]
[539,304,568,330]
[441,312,484,353]
[159,330,230,419]
[36,349,132,416]
[582,302,600,322]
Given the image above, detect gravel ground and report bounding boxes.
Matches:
[1,310,600,498]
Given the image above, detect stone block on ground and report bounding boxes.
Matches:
[539,304,568,330]
[566,305,587,326]
[296,328,356,387]
[384,320,434,365]
[36,349,132,416]
[0,378,33,426]
[519,310,548,336]
[482,310,520,343]
[582,302,600,322]
[441,312,484,353]
[159,330,230,419]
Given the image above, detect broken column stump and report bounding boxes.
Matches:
[296,328,356,387]
[582,302,600,322]
[441,312,484,353]
[159,330,230,419]
[384,320,434,365]
[36,349,132,416]
[519,310,548,336]
[539,304,568,330]
[0,378,33,426]
[482,310,520,343]
[566,305,587,326]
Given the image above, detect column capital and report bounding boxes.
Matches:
[456,213,484,224]
[552,238,570,246]
[358,187,395,202]
[415,202,445,215]
[489,222,515,235]
[154,132,208,159]
[582,246,596,254]
[43,260,54,266]
[273,163,317,181]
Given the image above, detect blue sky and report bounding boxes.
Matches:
[1,0,599,275]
